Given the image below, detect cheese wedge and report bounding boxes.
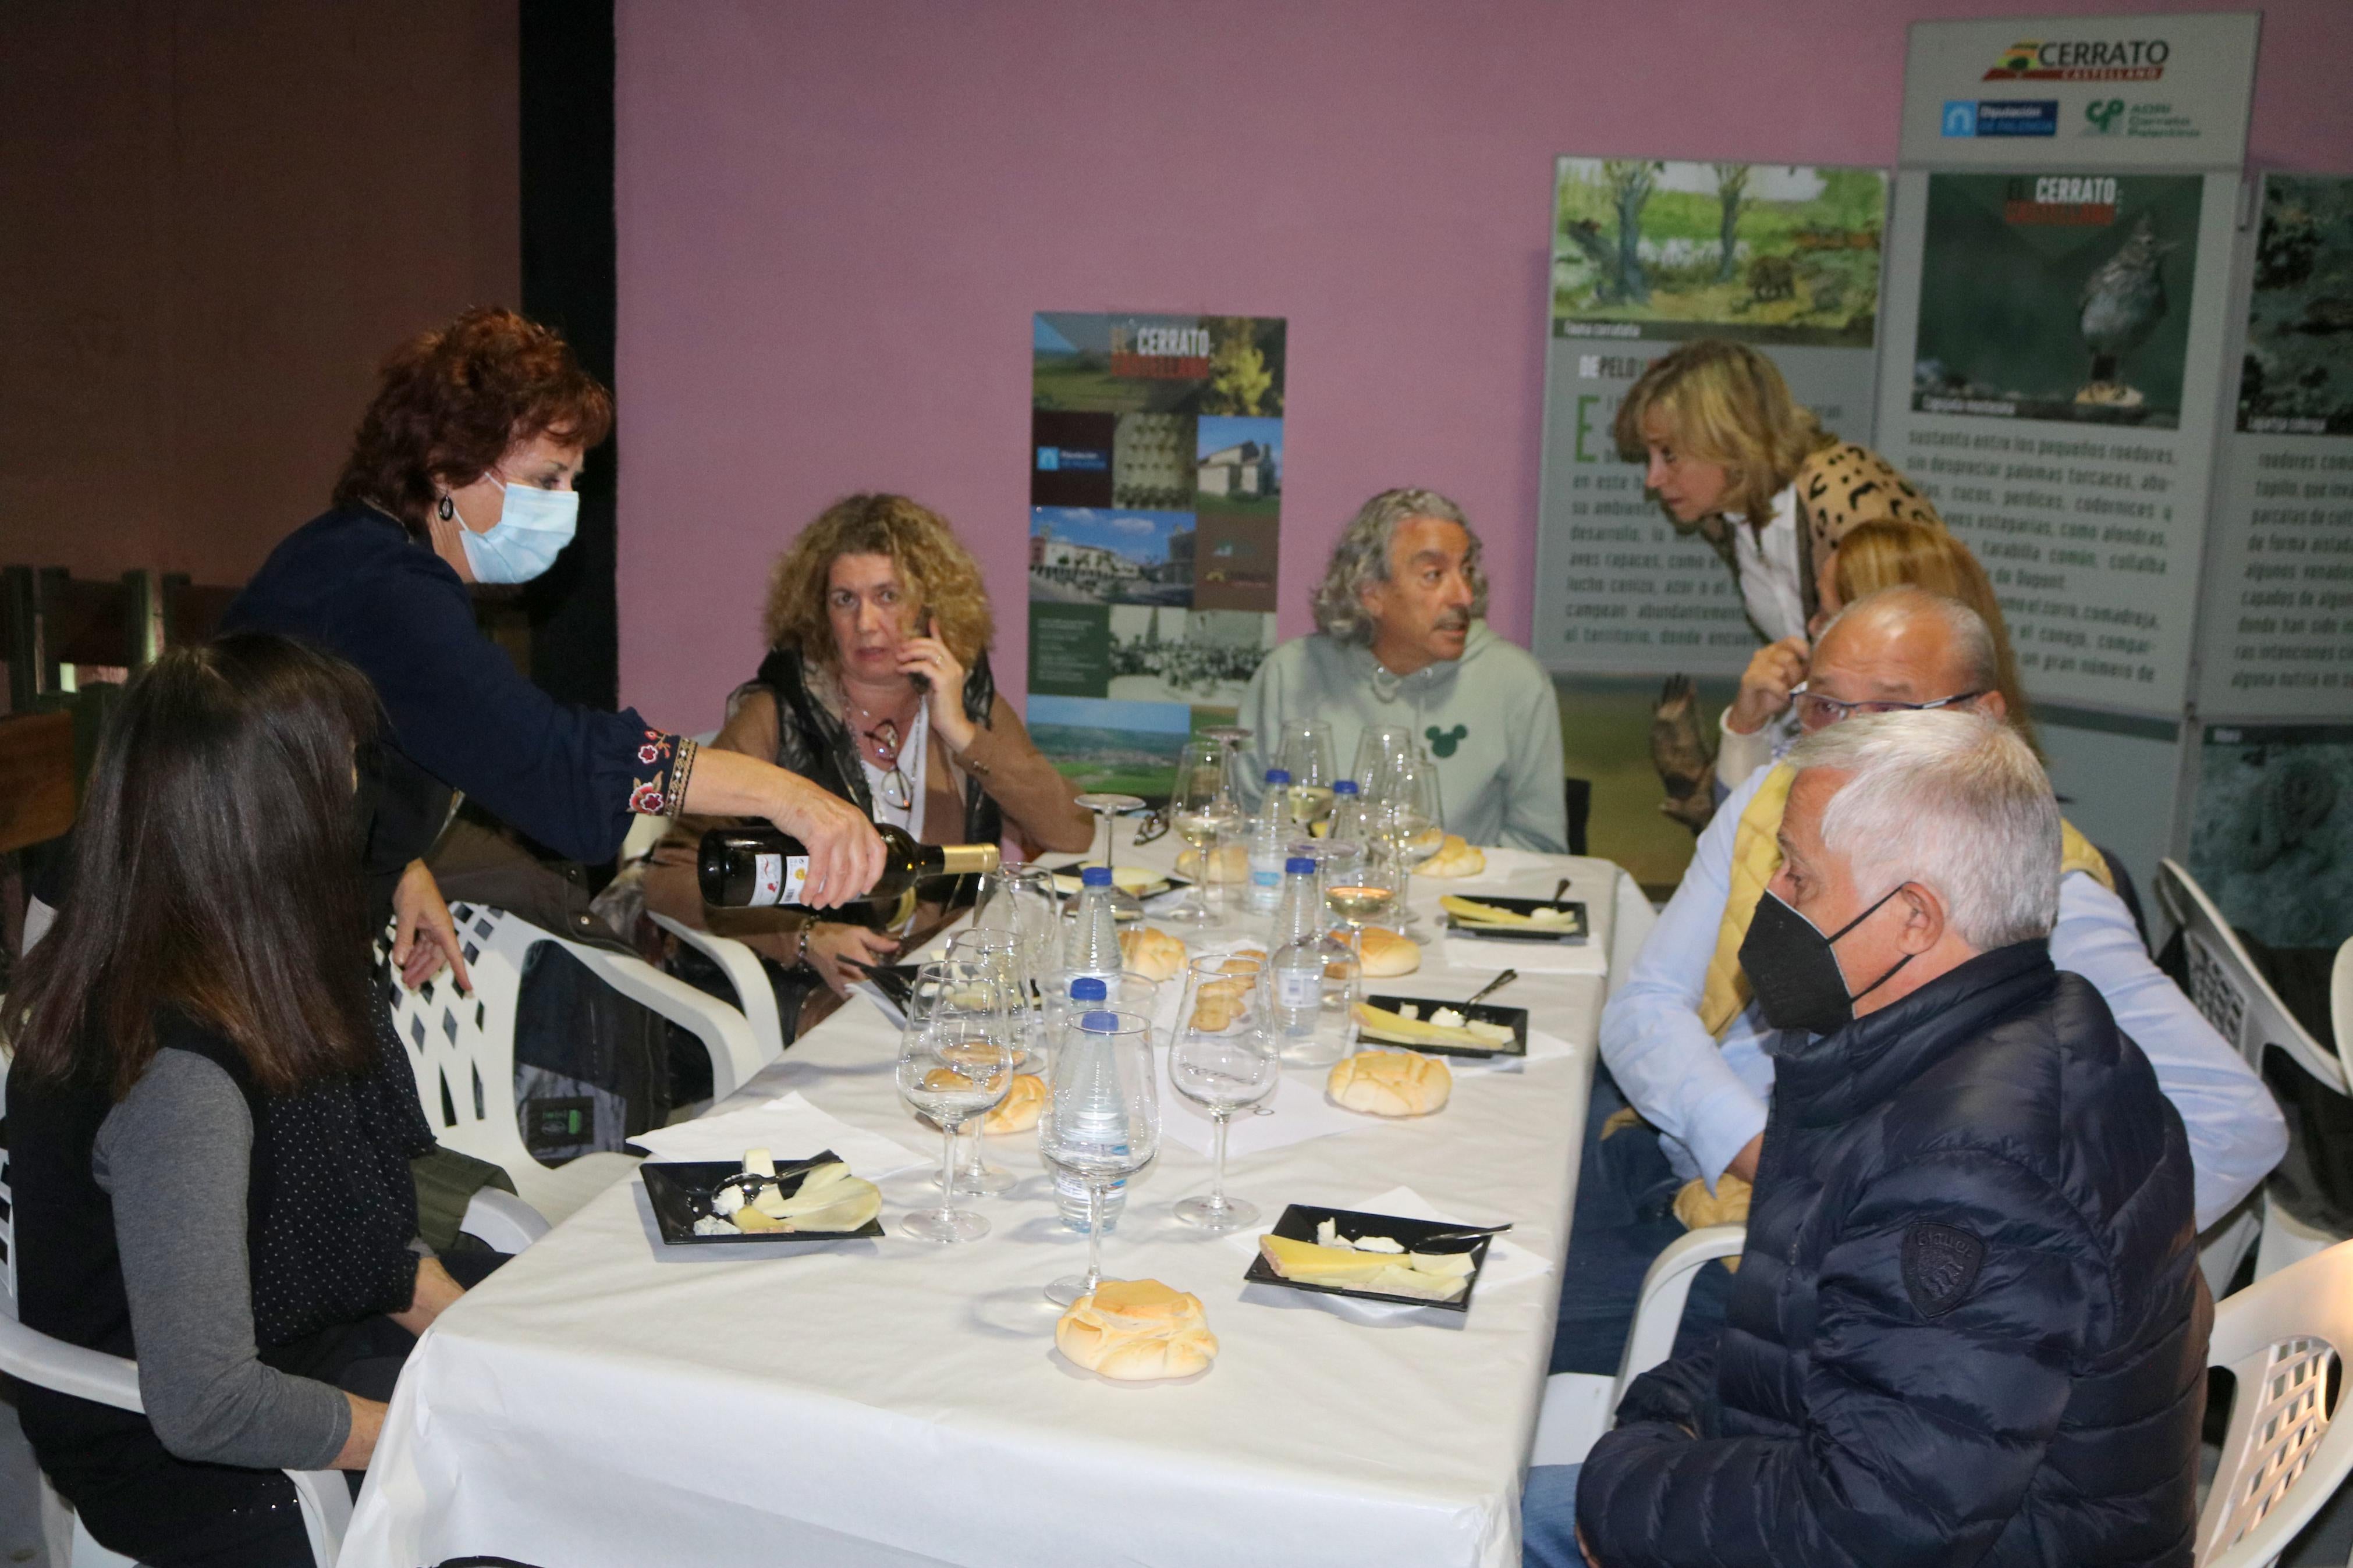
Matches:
[1352,1002,1513,1051]
[1257,1234,1471,1301]
[1440,895,1575,929]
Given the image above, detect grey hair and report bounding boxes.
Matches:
[1784,709,2060,950]
[1819,585,1999,696]
[1310,488,1487,645]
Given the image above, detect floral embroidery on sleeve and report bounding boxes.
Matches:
[626,729,693,817]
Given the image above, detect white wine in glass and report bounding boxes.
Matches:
[1325,883,1396,923]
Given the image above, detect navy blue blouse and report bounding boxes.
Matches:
[223,509,687,867]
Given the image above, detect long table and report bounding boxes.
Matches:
[341,833,1630,1568]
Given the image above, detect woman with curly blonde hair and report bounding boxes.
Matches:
[643,495,1089,1002]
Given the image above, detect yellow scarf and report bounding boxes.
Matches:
[1697,763,2115,1037]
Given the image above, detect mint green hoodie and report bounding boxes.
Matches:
[1234,621,1567,852]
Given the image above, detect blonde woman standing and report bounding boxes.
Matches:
[1617,340,1943,826]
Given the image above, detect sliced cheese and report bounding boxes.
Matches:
[1351,1002,1513,1050]
[1258,1234,1470,1300]
[1440,895,1574,929]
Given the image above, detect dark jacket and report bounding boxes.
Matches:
[225,507,686,869]
[1579,941,2209,1568]
[748,645,1005,847]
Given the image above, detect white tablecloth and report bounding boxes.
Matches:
[341,831,1627,1568]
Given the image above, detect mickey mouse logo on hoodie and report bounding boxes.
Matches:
[1425,723,1468,758]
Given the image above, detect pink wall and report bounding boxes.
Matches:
[614,0,2353,730]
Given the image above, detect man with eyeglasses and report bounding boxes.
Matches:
[1548,585,2283,1378]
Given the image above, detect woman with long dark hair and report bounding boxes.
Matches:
[7,635,487,1567]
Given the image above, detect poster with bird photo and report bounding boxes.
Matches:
[1910,172,2203,429]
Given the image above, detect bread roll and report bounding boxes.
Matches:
[1356,926,1420,977]
[1174,843,1249,883]
[984,1073,1045,1135]
[1419,834,1486,878]
[1327,1049,1452,1117]
[1118,925,1187,983]
[1055,1278,1219,1381]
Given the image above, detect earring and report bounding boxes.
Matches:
[437,494,456,522]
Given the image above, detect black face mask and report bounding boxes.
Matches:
[1738,886,1914,1038]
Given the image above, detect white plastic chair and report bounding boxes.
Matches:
[2198,1238,2353,1567]
[0,1090,353,1567]
[2332,937,2352,1090]
[382,902,767,1226]
[650,912,789,1064]
[1607,867,1659,1004]
[2155,860,2345,1283]
[1530,1224,1747,1467]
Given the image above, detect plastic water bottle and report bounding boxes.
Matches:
[1062,865,1122,984]
[1327,777,1371,844]
[1245,769,1292,918]
[1052,977,1127,1233]
[1270,857,1326,1037]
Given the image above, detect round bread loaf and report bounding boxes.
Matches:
[1327,1048,1452,1117]
[1419,834,1486,878]
[1356,927,1420,977]
[1055,1279,1219,1381]
[1118,925,1187,983]
[984,1073,1045,1134]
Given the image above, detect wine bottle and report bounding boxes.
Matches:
[698,823,999,908]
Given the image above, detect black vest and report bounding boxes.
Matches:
[8,1005,430,1496]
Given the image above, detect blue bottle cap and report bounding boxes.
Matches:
[1264,768,1291,785]
[1333,779,1359,795]
[1079,1009,1122,1032]
[1069,976,1108,1001]
[1081,866,1112,887]
[1286,857,1317,874]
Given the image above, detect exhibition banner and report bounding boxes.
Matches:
[2194,174,2353,720]
[1027,312,1286,798]
[1875,15,2259,722]
[1532,159,1889,677]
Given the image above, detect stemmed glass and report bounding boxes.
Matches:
[1041,1007,1160,1304]
[895,960,1017,1243]
[1168,958,1279,1231]
[1167,736,1241,927]
[943,930,1031,1197]
[973,863,1059,982]
[1073,792,1148,920]
[1351,723,1415,798]
[1276,719,1337,832]
[1376,747,1447,942]
[1324,856,1401,1026]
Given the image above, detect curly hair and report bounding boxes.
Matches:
[762,494,995,668]
[1310,488,1486,646]
[331,307,613,535]
[1613,339,1836,529]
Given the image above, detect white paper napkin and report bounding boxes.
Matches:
[1157,1066,1367,1159]
[1439,934,1604,976]
[629,1091,929,1178]
[1453,1027,1581,1075]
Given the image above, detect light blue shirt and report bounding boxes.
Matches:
[1602,764,2286,1232]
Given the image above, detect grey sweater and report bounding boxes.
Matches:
[92,1050,353,1470]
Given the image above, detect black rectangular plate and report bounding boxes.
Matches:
[1243,1203,1495,1313]
[638,1150,886,1246]
[1359,994,1529,1058]
[1441,896,1588,943]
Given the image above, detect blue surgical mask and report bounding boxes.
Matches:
[458,478,578,584]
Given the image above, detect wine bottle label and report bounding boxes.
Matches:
[750,852,810,908]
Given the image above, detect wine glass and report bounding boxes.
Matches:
[1378,747,1447,942]
[1073,792,1148,920]
[1041,1007,1160,1304]
[1168,958,1279,1231]
[1350,724,1415,798]
[1167,735,1241,927]
[896,962,1017,1243]
[1324,856,1401,1026]
[943,930,1031,1197]
[1276,719,1337,831]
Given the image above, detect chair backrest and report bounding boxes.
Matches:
[2096,842,2151,956]
[1,1054,17,1311]
[379,902,546,1183]
[2333,938,2353,1091]
[2154,859,2345,1093]
[2198,1239,2353,1567]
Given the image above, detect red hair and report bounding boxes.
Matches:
[332,307,613,535]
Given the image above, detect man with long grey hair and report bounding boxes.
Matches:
[1527,709,2208,1568]
[1235,488,1566,850]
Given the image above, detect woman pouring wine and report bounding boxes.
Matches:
[636,494,1092,1009]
